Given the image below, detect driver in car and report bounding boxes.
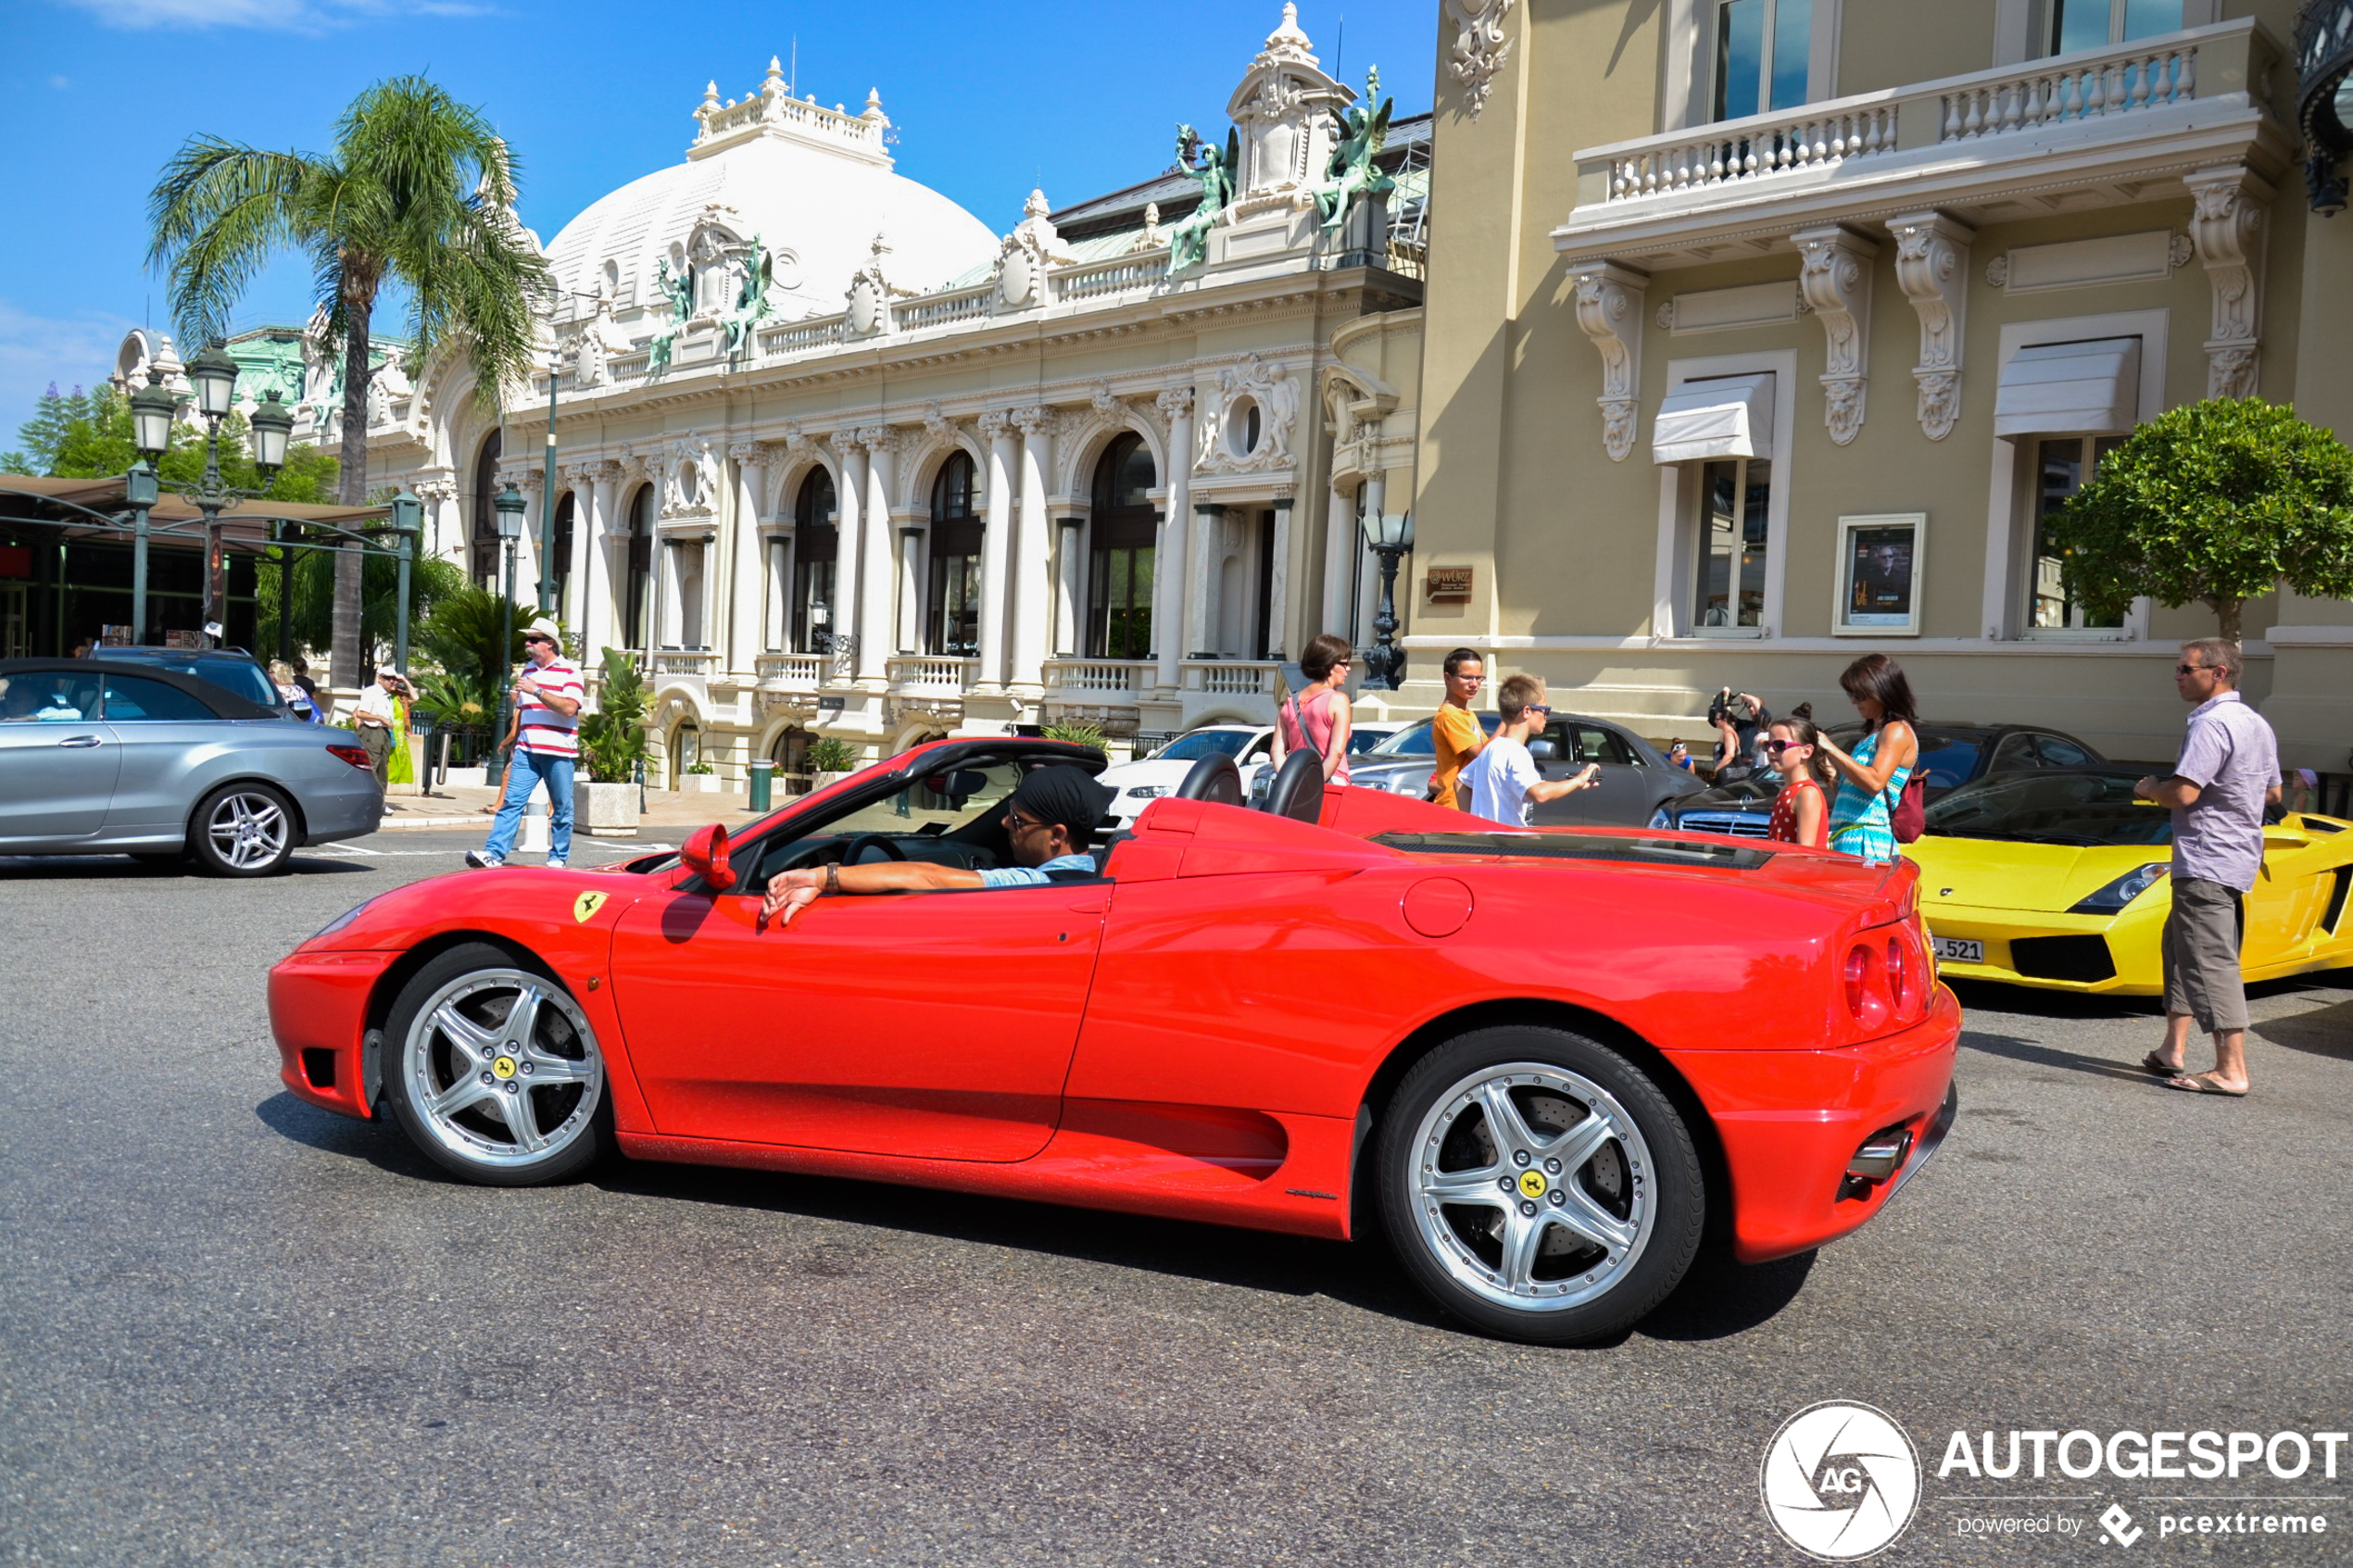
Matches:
[761,764,1116,931]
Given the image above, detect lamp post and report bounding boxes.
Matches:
[126,345,290,648]
[1359,508,1415,691]
[538,345,560,616]
[492,481,527,756]
[388,488,422,675]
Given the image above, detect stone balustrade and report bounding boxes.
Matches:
[885,656,975,693]
[1043,659,1158,696]
[753,653,824,689]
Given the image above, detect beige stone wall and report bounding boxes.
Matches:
[1400,0,2350,771]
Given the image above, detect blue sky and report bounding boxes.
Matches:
[0,0,1435,434]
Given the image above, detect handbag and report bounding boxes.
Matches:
[1890,771,1928,843]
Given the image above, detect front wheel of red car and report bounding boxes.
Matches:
[380,943,610,1187]
[1376,1026,1704,1345]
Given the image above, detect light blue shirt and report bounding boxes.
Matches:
[2171,690,2278,893]
[976,852,1099,888]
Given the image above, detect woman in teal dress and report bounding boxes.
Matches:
[1817,653,1919,863]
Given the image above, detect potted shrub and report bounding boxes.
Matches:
[577,649,649,836]
[681,761,726,795]
[807,734,861,791]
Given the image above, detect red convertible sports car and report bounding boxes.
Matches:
[271,739,1958,1344]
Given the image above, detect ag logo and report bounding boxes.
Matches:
[1759,1400,1920,1561]
[573,891,609,923]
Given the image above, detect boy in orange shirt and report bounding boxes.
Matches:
[1428,647,1489,810]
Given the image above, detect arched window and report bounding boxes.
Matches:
[790,468,838,654]
[550,491,575,606]
[469,430,503,586]
[1086,433,1156,659]
[926,451,983,656]
[623,484,655,650]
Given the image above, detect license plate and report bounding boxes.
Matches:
[1931,935,1983,964]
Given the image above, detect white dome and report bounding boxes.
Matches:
[545,70,998,323]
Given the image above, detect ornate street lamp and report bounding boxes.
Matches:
[2298,0,2353,214]
[388,487,422,677]
[185,340,239,420]
[248,389,294,473]
[128,340,289,646]
[492,481,528,753]
[130,369,177,459]
[1359,508,1415,691]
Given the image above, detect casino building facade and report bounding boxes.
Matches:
[347,4,1429,784]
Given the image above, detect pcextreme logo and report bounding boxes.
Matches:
[1760,1401,1923,1562]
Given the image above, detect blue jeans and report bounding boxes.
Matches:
[484,749,574,862]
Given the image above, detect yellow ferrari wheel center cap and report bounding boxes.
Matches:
[1517,1169,1549,1200]
[492,1056,517,1080]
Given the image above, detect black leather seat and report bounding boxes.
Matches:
[1261,747,1326,824]
[1175,752,1243,806]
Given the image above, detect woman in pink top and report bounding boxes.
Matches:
[1274,632,1356,784]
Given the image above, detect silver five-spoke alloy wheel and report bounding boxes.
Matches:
[206,789,289,872]
[1407,1061,1656,1314]
[401,967,603,1173]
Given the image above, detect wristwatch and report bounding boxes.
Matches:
[824,862,839,895]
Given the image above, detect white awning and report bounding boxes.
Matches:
[1993,337,2141,437]
[1652,373,1775,466]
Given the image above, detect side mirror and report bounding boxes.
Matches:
[1528,738,1558,761]
[681,822,736,892]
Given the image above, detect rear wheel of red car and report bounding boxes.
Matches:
[1376,1025,1704,1345]
[380,943,610,1187]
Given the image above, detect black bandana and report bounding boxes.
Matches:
[1007,763,1115,839]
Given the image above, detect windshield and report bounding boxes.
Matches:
[1912,732,1987,793]
[1368,713,1502,758]
[1925,771,2171,846]
[1349,728,1400,755]
[1156,730,1252,761]
[819,762,1024,836]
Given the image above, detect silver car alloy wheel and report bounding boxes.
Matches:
[402,968,602,1171]
[1407,1061,1656,1313]
[207,790,290,871]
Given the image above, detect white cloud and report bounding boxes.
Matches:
[0,299,142,440]
[52,0,493,31]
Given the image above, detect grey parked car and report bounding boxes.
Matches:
[0,659,384,874]
[1348,710,1709,826]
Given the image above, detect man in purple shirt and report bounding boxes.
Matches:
[2133,639,2280,1097]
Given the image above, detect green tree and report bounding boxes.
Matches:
[3,383,94,473]
[147,75,552,689]
[2049,397,2353,644]
[579,649,649,784]
[256,538,464,670]
[24,383,339,502]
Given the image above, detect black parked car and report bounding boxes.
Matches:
[1350,710,1710,826]
[1648,722,2108,837]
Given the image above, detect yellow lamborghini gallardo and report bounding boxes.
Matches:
[1908,769,2353,995]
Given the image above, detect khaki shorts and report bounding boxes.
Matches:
[2162,875,2246,1034]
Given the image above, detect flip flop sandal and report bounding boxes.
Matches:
[2140,1052,2186,1077]
[2164,1073,2247,1097]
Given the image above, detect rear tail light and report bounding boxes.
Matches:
[1886,935,1909,1014]
[327,743,372,771]
[1843,941,1891,1031]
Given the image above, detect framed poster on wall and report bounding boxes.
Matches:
[1834,513,1925,636]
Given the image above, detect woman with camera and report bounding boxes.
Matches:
[1816,654,1920,863]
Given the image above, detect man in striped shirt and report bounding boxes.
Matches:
[467,618,585,870]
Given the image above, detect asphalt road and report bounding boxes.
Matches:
[4,831,2350,1566]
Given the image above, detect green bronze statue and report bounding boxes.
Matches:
[723,235,775,363]
[646,257,695,374]
[1315,68,1396,235]
[1166,122,1239,276]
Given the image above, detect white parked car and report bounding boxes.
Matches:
[1100,719,1415,824]
[1098,725,1274,828]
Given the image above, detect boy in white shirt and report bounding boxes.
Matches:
[1460,672,1600,826]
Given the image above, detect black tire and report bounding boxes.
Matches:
[379,942,611,1187]
[187,783,296,877]
[1375,1024,1705,1345]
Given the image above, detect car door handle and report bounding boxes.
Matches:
[57,734,102,747]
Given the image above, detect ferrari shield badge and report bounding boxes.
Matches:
[573,891,609,923]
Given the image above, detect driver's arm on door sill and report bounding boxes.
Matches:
[761,860,982,927]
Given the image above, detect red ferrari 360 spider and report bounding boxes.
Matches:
[271,738,1957,1344]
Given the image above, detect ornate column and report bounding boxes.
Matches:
[1152,388,1193,691]
[1008,407,1055,697]
[1186,503,1223,659]
[1567,261,1648,461]
[828,431,868,679]
[1793,225,1878,445]
[727,442,768,675]
[974,412,1014,693]
[581,462,619,662]
[856,427,897,683]
[2185,164,2271,397]
[1890,212,1973,441]
[1054,512,1086,657]
[1322,474,1356,642]
[896,516,925,656]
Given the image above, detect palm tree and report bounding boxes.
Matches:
[147,76,552,689]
